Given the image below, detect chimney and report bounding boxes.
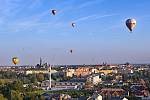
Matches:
[40,57,42,66]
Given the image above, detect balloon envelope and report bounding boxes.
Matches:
[51,10,56,15]
[72,23,75,27]
[12,57,19,65]
[70,50,73,53]
[126,19,136,32]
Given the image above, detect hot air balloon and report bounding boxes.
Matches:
[126,19,136,32]
[70,49,73,54]
[51,10,56,15]
[12,57,19,65]
[72,23,75,28]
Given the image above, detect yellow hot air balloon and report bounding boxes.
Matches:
[12,57,19,65]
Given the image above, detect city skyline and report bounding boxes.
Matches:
[0,0,150,65]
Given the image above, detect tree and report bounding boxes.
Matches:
[26,93,38,100]
[36,74,44,82]
[1,86,11,99]
[11,80,24,92]
[26,84,34,92]
[31,74,37,83]
[39,95,45,100]
[11,90,23,100]
[0,80,5,85]
[0,94,7,100]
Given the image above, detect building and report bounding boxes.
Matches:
[75,67,92,77]
[98,88,126,99]
[142,96,150,100]
[41,80,85,90]
[65,69,75,77]
[88,93,102,100]
[123,97,128,100]
[41,93,71,100]
[130,85,147,97]
[87,74,101,85]
[91,68,99,73]
[99,70,112,75]
[65,67,92,77]
[25,69,57,75]
[98,66,113,75]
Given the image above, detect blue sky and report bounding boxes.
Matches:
[0,0,150,65]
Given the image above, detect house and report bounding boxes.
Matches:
[98,66,113,75]
[122,97,128,100]
[41,93,71,100]
[130,85,147,97]
[87,74,102,85]
[66,69,75,77]
[87,92,102,100]
[98,88,126,98]
[142,96,150,100]
[65,67,92,77]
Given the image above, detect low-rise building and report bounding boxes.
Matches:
[65,67,92,77]
[25,69,57,75]
[98,88,126,98]
[87,74,101,85]
[87,93,102,100]
[41,80,85,90]
[65,69,75,77]
[75,67,92,77]
[41,93,71,100]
